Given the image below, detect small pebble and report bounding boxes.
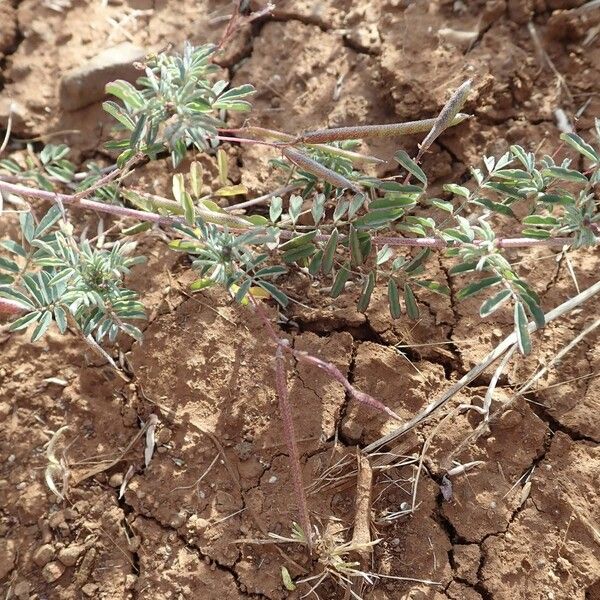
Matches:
[42,561,65,583]
[58,544,84,567]
[33,544,55,567]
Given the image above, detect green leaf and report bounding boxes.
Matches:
[522,215,559,227]
[255,265,287,278]
[214,185,247,197]
[190,278,215,291]
[370,195,415,210]
[357,271,376,312]
[349,225,363,266]
[311,193,326,225]
[234,279,252,303]
[520,292,545,329]
[190,161,203,197]
[308,250,323,275]
[521,228,551,239]
[0,257,19,273]
[281,566,296,592]
[413,279,450,296]
[105,80,145,109]
[388,278,401,319]
[283,244,315,264]
[560,133,599,163]
[479,289,512,318]
[279,231,317,251]
[288,195,303,225]
[538,193,575,205]
[376,245,393,266]
[330,264,350,298]
[448,261,479,276]
[270,196,283,223]
[443,183,470,198]
[394,150,427,185]
[216,148,228,186]
[182,191,195,225]
[255,281,288,308]
[0,240,26,257]
[514,301,531,355]
[404,284,419,320]
[471,197,515,217]
[322,228,338,275]
[122,222,153,235]
[218,83,255,101]
[20,211,35,243]
[102,100,136,131]
[30,310,53,342]
[54,306,68,333]
[353,207,404,229]
[0,288,35,310]
[456,276,503,300]
[542,167,587,184]
[9,310,41,331]
[431,199,454,213]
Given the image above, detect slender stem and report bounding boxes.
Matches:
[0,179,596,249]
[274,343,313,547]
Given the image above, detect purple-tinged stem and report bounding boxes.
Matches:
[251,298,401,421]
[274,342,313,547]
[0,180,593,249]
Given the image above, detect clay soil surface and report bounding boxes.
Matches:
[1,1,600,599]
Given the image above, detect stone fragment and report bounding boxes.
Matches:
[41,561,65,583]
[58,544,84,567]
[0,539,16,579]
[59,43,145,111]
[33,543,56,567]
[13,581,31,599]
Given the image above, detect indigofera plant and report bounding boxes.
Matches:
[1,41,599,569]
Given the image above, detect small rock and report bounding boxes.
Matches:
[48,510,66,529]
[33,543,55,567]
[170,511,187,529]
[58,544,84,567]
[59,43,146,111]
[13,581,31,599]
[341,419,364,444]
[41,561,65,583]
[108,473,123,488]
[82,583,98,597]
[0,539,16,580]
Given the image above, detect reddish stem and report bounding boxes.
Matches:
[0,180,593,251]
[274,343,313,547]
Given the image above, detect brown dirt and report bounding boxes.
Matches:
[1,1,600,599]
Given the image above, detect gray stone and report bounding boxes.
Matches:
[59,43,145,112]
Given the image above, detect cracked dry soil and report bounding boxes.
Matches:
[1,0,600,599]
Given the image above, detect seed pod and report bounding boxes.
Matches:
[282,147,361,193]
[416,80,472,161]
[298,114,470,144]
